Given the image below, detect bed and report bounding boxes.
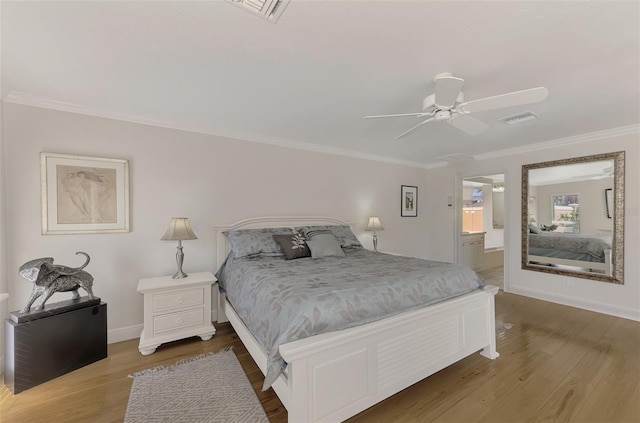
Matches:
[527,231,612,276]
[214,216,499,423]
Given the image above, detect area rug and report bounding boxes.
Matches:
[124,347,269,423]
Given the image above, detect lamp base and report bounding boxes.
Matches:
[172,270,188,279]
[173,242,188,279]
[373,232,378,252]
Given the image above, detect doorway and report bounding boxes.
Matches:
[458,173,506,290]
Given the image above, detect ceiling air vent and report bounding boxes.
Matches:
[230,0,290,22]
[500,111,539,125]
[437,153,475,162]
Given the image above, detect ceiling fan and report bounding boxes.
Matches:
[364,73,548,139]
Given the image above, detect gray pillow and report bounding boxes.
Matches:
[224,227,293,259]
[296,225,363,249]
[529,224,541,234]
[305,233,345,259]
[272,233,311,260]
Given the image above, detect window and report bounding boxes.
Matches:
[463,188,484,232]
[552,194,579,233]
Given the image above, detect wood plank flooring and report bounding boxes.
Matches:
[1,291,638,422]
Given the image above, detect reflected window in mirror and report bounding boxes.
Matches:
[522,151,624,284]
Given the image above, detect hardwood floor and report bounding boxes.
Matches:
[1,291,638,422]
[477,266,504,290]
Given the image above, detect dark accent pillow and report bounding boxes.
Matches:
[272,233,311,260]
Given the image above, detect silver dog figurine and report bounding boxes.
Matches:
[19,251,95,313]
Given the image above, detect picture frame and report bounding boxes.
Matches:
[605,188,613,219]
[41,152,130,234]
[401,185,418,217]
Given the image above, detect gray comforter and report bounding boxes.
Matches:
[529,232,612,261]
[216,249,484,390]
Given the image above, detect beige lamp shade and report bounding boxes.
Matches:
[161,217,198,241]
[365,216,384,232]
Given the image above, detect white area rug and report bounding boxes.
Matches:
[125,347,269,423]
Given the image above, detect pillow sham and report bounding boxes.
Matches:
[305,233,346,259]
[272,233,311,260]
[224,227,293,259]
[295,225,363,249]
[528,224,541,234]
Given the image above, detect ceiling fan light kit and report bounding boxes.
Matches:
[364,73,549,139]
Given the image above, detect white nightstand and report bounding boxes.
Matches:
[137,271,216,355]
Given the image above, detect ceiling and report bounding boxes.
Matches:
[2,1,639,168]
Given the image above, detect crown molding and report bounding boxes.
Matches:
[3,91,438,170]
[473,124,640,160]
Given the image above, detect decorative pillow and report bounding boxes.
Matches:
[295,225,363,249]
[528,224,541,234]
[305,234,346,259]
[304,229,333,239]
[272,233,311,260]
[224,227,293,259]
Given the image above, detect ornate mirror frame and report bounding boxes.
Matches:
[521,151,625,284]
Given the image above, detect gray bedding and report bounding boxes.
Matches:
[216,249,484,390]
[528,232,612,262]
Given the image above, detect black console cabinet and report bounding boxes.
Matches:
[4,299,107,394]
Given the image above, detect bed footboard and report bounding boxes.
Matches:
[224,286,499,423]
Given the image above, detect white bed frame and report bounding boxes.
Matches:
[214,216,499,423]
[528,248,612,276]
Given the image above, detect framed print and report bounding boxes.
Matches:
[41,153,130,234]
[401,185,418,217]
[605,188,613,219]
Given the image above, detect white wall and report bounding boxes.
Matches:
[425,131,640,321]
[0,100,8,373]
[2,103,430,343]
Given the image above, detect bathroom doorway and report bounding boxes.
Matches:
[460,173,506,290]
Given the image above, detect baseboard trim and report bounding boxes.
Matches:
[509,285,640,322]
[108,324,143,344]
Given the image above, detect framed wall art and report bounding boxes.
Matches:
[41,153,130,234]
[401,185,418,217]
[605,188,613,219]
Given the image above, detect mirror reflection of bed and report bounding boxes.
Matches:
[522,151,624,283]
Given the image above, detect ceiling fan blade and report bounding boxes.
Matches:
[449,114,489,135]
[395,118,435,139]
[458,87,549,113]
[434,75,464,108]
[364,112,430,119]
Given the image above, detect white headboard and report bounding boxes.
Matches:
[213,216,353,271]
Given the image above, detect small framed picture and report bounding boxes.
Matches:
[41,152,130,234]
[401,185,418,217]
[605,188,613,219]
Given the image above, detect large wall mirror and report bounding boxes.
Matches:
[522,151,625,284]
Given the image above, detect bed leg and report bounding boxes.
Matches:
[480,285,500,360]
[481,345,500,359]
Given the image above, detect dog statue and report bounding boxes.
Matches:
[19,251,95,313]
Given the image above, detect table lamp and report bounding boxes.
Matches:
[161,217,198,279]
[365,216,384,252]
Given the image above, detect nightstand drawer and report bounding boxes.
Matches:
[153,288,204,313]
[154,308,204,334]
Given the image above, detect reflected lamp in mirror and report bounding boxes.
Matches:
[161,217,198,279]
[365,216,384,252]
